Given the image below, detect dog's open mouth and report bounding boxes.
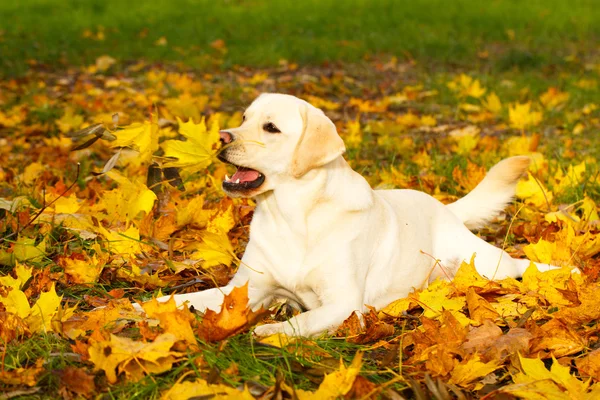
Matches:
[223,166,265,191]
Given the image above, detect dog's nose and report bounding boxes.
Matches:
[219,130,233,145]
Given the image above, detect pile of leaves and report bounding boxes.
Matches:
[0,55,599,398]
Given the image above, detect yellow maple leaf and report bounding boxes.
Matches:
[0,286,31,318]
[161,117,220,171]
[19,162,44,185]
[418,280,466,319]
[466,288,499,324]
[0,283,62,333]
[521,263,580,306]
[26,283,62,333]
[187,231,234,268]
[61,251,106,285]
[509,102,543,130]
[0,263,33,290]
[499,355,592,399]
[110,120,159,163]
[141,297,197,346]
[447,74,486,99]
[539,87,570,110]
[482,92,502,114]
[163,379,254,400]
[516,172,553,208]
[448,354,501,388]
[452,255,491,293]
[523,239,571,266]
[49,193,81,214]
[292,352,363,400]
[449,125,480,155]
[207,205,236,235]
[12,237,46,264]
[379,297,415,318]
[343,119,362,148]
[99,171,157,222]
[163,93,209,121]
[552,161,586,194]
[175,195,211,227]
[97,225,143,255]
[56,108,84,134]
[89,333,181,384]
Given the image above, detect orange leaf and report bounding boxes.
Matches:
[196,284,266,342]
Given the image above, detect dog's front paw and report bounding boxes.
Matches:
[253,322,299,337]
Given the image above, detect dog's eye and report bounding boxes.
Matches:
[242,114,246,122]
[263,122,281,133]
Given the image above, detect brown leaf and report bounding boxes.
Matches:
[57,366,96,399]
[576,348,600,380]
[462,320,532,362]
[529,318,586,357]
[336,308,394,344]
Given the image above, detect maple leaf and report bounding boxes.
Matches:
[516,172,553,208]
[0,359,44,387]
[98,170,157,222]
[186,231,235,268]
[62,299,142,339]
[287,352,363,400]
[466,288,499,324]
[60,248,107,284]
[509,102,543,130]
[12,236,46,264]
[448,354,501,389]
[161,117,220,171]
[57,366,96,399]
[141,297,197,346]
[197,284,265,342]
[417,280,468,325]
[97,225,144,255]
[447,74,486,98]
[499,355,596,399]
[56,108,84,134]
[88,333,181,384]
[335,308,394,343]
[521,263,581,306]
[482,92,502,114]
[163,379,254,400]
[0,282,62,333]
[110,120,159,163]
[539,87,570,110]
[452,160,487,193]
[577,348,600,381]
[452,255,492,293]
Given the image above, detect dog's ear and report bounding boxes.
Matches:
[291,104,346,178]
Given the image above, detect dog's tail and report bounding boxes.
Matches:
[446,156,531,230]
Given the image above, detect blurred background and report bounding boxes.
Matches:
[1,0,598,77]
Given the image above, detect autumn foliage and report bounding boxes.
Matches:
[0,54,599,398]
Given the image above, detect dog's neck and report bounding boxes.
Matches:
[254,157,373,235]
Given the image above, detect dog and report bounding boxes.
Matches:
[154,93,556,337]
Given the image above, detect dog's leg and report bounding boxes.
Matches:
[137,267,274,313]
[253,302,361,337]
[253,274,364,337]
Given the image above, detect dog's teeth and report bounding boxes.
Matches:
[235,179,240,184]
[225,174,230,181]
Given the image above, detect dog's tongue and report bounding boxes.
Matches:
[231,167,259,182]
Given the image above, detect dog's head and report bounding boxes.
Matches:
[218,93,346,198]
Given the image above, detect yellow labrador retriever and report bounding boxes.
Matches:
[157,93,555,337]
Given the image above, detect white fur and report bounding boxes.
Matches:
[153,94,557,337]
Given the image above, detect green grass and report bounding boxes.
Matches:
[1,0,599,77]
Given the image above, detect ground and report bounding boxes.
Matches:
[0,1,600,399]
